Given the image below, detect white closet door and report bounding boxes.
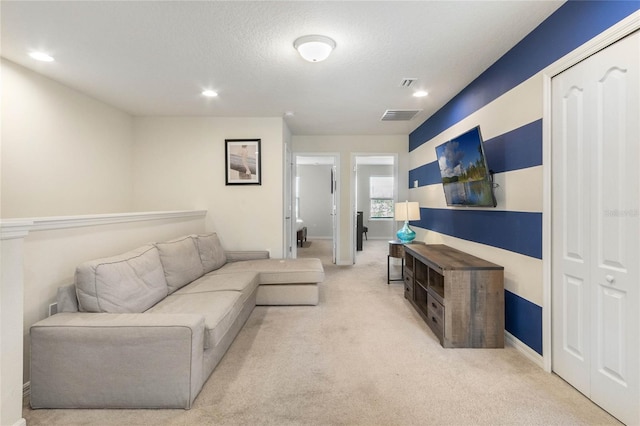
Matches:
[552,31,639,425]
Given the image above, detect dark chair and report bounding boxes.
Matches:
[363,226,368,240]
[297,227,307,247]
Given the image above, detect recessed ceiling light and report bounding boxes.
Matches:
[284,111,295,117]
[29,51,54,62]
[413,90,428,98]
[202,90,218,97]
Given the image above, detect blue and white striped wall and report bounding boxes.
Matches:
[408,1,639,356]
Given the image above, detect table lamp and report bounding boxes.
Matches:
[395,201,420,243]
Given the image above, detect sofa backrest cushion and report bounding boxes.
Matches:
[155,236,205,294]
[193,233,227,273]
[75,245,169,313]
[57,284,79,313]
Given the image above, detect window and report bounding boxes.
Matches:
[370,176,394,218]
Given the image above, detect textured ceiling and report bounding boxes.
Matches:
[1,1,564,135]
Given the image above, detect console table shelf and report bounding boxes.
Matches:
[403,244,505,348]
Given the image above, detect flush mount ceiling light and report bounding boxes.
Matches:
[413,90,429,98]
[293,35,336,62]
[29,51,54,62]
[201,89,218,97]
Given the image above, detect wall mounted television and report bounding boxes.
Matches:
[435,126,496,207]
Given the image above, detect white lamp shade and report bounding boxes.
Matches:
[394,201,420,221]
[294,35,336,62]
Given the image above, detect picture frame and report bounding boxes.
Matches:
[225,139,261,185]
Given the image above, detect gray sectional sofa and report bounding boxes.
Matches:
[29,233,324,409]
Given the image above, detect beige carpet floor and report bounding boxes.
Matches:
[23,239,620,425]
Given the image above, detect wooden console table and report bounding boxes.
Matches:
[403,244,504,348]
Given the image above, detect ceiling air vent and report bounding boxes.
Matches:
[381,109,421,121]
[400,78,417,87]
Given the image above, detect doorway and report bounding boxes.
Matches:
[352,155,398,262]
[550,31,639,425]
[293,154,339,264]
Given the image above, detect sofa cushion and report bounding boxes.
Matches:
[146,291,244,350]
[56,284,79,313]
[155,236,204,294]
[193,233,227,273]
[175,271,259,305]
[75,245,168,313]
[224,250,269,263]
[210,258,324,285]
[256,284,319,306]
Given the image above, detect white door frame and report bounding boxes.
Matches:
[283,142,293,258]
[293,152,340,263]
[350,153,399,264]
[541,11,640,372]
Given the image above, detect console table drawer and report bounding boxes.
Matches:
[427,293,444,322]
[427,293,444,341]
[403,266,413,279]
[404,277,414,300]
[403,269,413,299]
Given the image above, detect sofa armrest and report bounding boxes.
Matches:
[30,312,205,409]
[225,250,270,262]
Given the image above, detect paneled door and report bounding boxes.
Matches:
[552,31,639,425]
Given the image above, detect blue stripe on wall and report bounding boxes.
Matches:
[409,1,639,151]
[408,162,441,187]
[484,119,542,174]
[409,119,543,187]
[414,208,542,259]
[505,290,543,355]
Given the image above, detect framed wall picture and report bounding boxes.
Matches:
[225,139,261,185]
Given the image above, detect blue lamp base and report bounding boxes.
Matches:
[396,221,416,243]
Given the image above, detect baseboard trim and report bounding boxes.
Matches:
[13,419,26,426]
[505,331,544,368]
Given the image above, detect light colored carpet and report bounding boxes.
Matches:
[23,239,620,425]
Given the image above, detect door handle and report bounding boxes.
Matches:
[605,275,615,284]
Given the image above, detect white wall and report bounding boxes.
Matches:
[132,117,286,255]
[293,135,408,264]
[1,233,26,426]
[1,59,134,218]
